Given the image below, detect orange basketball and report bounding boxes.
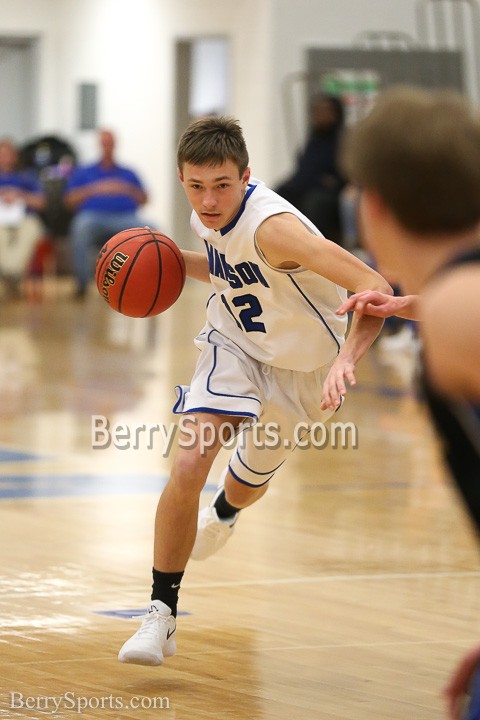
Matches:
[95,227,186,317]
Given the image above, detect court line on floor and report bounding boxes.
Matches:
[145,569,480,591]
[1,569,479,602]
[1,570,478,602]
[0,637,473,667]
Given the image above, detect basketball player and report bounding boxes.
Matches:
[118,116,392,667]
[336,86,480,720]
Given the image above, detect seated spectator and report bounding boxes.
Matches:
[0,138,46,298]
[275,93,346,243]
[64,129,148,298]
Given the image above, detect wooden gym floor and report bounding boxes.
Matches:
[0,278,478,720]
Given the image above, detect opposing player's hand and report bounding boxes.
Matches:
[320,357,356,411]
[443,645,480,719]
[336,290,402,318]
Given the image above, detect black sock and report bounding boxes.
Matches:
[151,568,184,617]
[214,489,240,520]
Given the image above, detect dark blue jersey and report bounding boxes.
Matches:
[422,247,480,532]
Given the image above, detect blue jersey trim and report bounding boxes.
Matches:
[172,385,259,418]
[172,328,262,416]
[205,331,262,406]
[228,463,273,487]
[173,405,258,419]
[220,183,257,236]
[172,386,258,417]
[287,274,341,353]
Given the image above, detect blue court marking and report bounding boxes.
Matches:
[0,448,48,463]
[0,474,169,499]
[0,474,219,500]
[95,608,191,619]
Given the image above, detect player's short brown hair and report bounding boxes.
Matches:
[341,85,480,234]
[177,116,249,176]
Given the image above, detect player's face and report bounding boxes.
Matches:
[178,161,251,230]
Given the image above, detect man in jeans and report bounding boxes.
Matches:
[64,129,148,298]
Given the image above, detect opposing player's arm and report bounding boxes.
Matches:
[422,269,480,400]
[182,250,211,283]
[336,290,420,321]
[256,213,393,410]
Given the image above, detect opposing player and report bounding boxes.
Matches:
[118,116,392,667]
[336,85,480,720]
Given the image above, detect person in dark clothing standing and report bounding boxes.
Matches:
[276,94,345,242]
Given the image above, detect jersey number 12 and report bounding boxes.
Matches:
[221,293,266,333]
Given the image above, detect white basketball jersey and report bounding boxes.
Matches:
[190,178,348,372]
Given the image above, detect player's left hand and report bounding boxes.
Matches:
[320,357,356,411]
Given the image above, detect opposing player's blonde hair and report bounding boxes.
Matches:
[177,116,249,176]
[342,85,480,234]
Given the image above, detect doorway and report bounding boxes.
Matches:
[0,36,38,143]
[173,36,230,249]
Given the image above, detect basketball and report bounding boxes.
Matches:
[95,227,186,318]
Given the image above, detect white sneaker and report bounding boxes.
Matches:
[190,484,239,561]
[118,600,176,666]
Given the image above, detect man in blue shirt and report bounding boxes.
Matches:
[275,94,345,244]
[65,129,148,297]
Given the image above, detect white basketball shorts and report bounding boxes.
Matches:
[173,324,339,487]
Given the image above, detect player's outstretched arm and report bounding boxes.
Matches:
[182,250,211,283]
[256,213,393,410]
[336,290,420,321]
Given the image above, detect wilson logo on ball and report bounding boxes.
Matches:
[95,227,186,318]
[100,251,129,304]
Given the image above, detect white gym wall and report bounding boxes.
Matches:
[0,0,454,238]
